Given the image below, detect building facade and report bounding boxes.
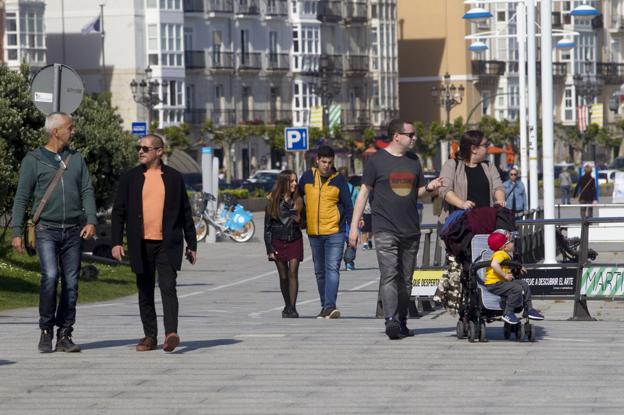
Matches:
[2,0,46,71]
[44,0,398,178]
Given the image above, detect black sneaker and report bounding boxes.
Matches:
[316,308,328,319]
[38,329,54,353]
[385,318,401,340]
[399,321,414,338]
[324,307,341,319]
[55,332,81,353]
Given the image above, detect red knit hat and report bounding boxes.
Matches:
[488,229,512,251]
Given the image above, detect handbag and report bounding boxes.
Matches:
[23,154,72,256]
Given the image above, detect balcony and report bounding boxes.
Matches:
[209,51,235,71]
[265,53,290,72]
[184,51,206,69]
[471,60,506,76]
[238,52,262,71]
[597,62,624,84]
[318,1,343,23]
[345,2,368,23]
[235,0,260,15]
[345,55,368,74]
[344,110,370,129]
[184,109,207,125]
[206,0,234,14]
[183,0,204,12]
[535,61,568,81]
[238,109,292,124]
[265,0,288,17]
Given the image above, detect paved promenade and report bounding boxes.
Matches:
[1,212,624,414]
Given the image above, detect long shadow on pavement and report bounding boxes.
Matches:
[174,339,242,354]
[0,360,16,366]
[81,338,139,350]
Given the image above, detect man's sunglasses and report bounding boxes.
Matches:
[401,132,416,139]
[136,145,161,153]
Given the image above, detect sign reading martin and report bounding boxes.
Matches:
[518,268,577,297]
[581,266,624,298]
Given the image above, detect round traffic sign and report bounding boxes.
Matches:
[31,63,84,115]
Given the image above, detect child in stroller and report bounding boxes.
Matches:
[485,229,544,325]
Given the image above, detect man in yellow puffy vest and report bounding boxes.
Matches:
[299,145,353,319]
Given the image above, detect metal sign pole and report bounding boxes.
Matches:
[52,63,61,113]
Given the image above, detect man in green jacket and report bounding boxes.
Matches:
[11,112,97,353]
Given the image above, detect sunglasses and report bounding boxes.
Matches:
[509,173,518,176]
[401,132,416,139]
[136,145,161,153]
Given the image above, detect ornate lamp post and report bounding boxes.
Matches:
[317,54,342,134]
[431,72,465,163]
[573,61,603,161]
[130,66,168,128]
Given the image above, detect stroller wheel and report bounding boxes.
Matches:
[515,322,526,342]
[526,322,536,342]
[468,321,478,343]
[479,322,488,342]
[503,322,512,340]
[456,320,466,340]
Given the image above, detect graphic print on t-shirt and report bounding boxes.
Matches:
[389,170,415,197]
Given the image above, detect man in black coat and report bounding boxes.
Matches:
[111,134,197,352]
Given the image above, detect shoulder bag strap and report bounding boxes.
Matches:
[32,154,72,224]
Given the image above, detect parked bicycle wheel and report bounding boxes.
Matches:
[229,220,255,243]
[194,216,208,242]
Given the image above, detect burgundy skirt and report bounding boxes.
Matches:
[271,238,304,262]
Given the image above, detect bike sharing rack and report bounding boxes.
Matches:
[398,216,624,321]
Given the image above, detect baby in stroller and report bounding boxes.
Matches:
[485,229,544,325]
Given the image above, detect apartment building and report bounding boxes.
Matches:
[2,0,46,71]
[44,0,398,177]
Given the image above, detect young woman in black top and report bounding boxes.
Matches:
[264,170,304,318]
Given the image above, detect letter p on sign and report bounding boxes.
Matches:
[284,127,308,152]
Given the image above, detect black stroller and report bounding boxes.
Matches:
[454,234,537,343]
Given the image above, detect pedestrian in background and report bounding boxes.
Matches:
[559,167,572,205]
[503,168,527,214]
[111,134,197,353]
[349,119,443,340]
[11,112,97,353]
[264,170,304,318]
[299,145,353,319]
[574,164,597,218]
[339,167,359,271]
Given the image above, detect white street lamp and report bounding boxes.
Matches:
[468,41,489,52]
[570,4,600,17]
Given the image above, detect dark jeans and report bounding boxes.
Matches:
[137,240,179,338]
[487,279,533,313]
[374,232,420,321]
[560,186,571,204]
[344,243,356,265]
[36,224,82,331]
[308,233,344,309]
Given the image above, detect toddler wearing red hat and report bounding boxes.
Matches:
[485,229,544,325]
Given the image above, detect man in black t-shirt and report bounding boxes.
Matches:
[349,119,443,340]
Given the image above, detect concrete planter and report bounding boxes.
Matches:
[239,197,267,212]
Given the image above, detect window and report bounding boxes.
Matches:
[160,0,181,10]
[160,24,183,66]
[497,11,505,22]
[146,0,157,7]
[371,28,378,70]
[293,25,319,71]
[148,25,158,50]
[293,81,320,125]
[576,32,596,73]
[5,12,18,61]
[563,86,574,121]
[184,27,193,51]
[162,80,184,107]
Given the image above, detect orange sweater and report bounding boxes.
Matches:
[142,168,165,240]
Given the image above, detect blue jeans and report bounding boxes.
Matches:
[560,186,571,204]
[35,224,82,331]
[308,233,344,309]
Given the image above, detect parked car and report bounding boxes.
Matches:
[608,157,624,170]
[598,169,617,185]
[242,169,280,193]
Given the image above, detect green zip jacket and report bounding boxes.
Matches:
[11,146,97,237]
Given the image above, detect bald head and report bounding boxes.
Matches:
[45,112,72,136]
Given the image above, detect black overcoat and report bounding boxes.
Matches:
[111,164,197,274]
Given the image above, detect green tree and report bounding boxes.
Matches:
[0,64,46,236]
[71,93,136,208]
[159,123,192,152]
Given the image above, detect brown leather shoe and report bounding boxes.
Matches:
[163,332,180,352]
[135,336,157,352]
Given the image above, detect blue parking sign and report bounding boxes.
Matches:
[131,122,147,138]
[284,127,308,151]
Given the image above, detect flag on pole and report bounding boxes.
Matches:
[329,104,341,130]
[577,105,589,133]
[310,106,323,128]
[81,16,101,33]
